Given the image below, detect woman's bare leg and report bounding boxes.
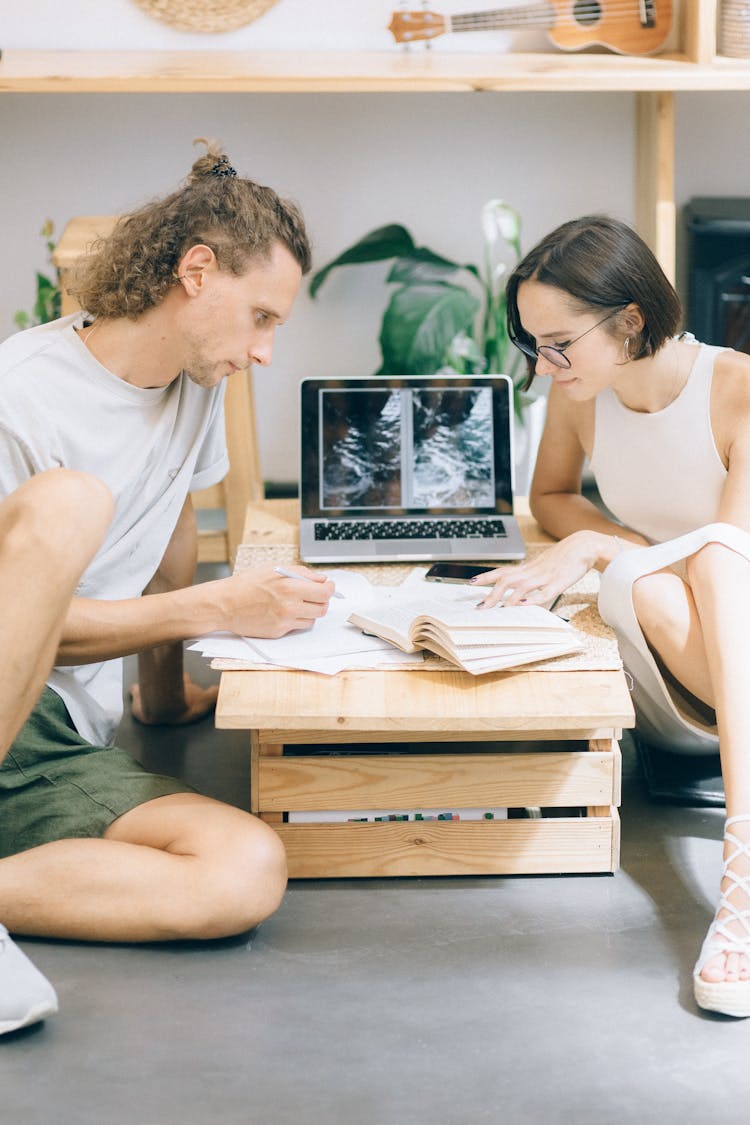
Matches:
[633,544,750,985]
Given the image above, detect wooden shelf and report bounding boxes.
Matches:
[2,48,750,95]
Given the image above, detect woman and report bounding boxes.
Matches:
[473,215,750,1018]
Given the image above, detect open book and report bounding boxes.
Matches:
[348,591,582,675]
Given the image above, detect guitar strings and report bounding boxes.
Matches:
[395,2,669,34]
[450,5,665,32]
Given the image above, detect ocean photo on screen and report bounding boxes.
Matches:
[320,388,403,509]
[410,387,495,508]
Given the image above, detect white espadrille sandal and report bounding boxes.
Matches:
[694,815,750,1017]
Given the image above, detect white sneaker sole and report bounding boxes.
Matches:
[0,996,58,1035]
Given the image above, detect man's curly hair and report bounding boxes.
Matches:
[70,139,312,320]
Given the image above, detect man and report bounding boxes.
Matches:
[0,143,334,1019]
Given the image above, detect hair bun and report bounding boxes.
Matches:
[188,137,236,182]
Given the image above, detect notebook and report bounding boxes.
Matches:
[299,374,527,563]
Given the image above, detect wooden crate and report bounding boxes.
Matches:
[216,500,632,879]
[248,732,623,879]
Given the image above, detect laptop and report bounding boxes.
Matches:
[299,374,527,563]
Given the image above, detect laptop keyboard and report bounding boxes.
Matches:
[313,517,508,541]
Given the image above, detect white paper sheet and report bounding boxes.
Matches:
[188,570,424,674]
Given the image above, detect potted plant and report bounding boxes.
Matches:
[13,220,61,330]
[309,200,545,493]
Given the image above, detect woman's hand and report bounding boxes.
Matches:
[470,530,603,609]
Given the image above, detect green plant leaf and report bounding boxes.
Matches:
[310,224,416,298]
[379,283,480,376]
[32,273,58,323]
[387,249,479,287]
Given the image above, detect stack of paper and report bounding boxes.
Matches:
[188,570,424,675]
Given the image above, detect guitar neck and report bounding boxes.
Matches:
[448,4,555,33]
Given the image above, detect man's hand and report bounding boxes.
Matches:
[130,671,218,726]
[214,564,335,638]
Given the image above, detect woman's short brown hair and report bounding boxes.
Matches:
[71,139,312,320]
[506,215,682,389]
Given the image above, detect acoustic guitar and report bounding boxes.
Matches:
[388,1,673,56]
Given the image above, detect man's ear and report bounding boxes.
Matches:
[173,244,217,293]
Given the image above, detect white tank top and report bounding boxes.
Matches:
[590,340,728,544]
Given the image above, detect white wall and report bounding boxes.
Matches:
[4,5,750,483]
[2,0,549,52]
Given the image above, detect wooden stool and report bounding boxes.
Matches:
[51,215,263,565]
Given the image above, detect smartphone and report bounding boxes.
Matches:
[424,562,496,584]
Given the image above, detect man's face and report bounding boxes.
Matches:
[180,241,302,388]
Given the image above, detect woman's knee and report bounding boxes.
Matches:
[631,571,680,636]
[685,538,749,591]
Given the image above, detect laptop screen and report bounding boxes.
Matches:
[300,375,514,519]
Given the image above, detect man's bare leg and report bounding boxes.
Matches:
[0,469,114,762]
[0,793,287,941]
[0,469,113,1032]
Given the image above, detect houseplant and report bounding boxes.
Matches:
[310,200,532,407]
[13,220,61,330]
[309,199,544,490]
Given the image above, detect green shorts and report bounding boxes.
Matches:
[0,687,195,860]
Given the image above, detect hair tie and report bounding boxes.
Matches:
[211,156,237,179]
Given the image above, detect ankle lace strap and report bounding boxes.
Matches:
[709,824,750,955]
[726,815,750,829]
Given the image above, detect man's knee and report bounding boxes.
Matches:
[4,470,113,557]
[181,815,288,940]
[37,469,114,539]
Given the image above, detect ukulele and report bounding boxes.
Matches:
[388,1,673,56]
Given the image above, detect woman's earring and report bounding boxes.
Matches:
[623,336,632,362]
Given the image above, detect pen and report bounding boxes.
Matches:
[274,565,345,599]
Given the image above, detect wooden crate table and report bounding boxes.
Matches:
[214,500,634,878]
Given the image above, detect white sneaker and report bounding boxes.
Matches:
[0,923,58,1034]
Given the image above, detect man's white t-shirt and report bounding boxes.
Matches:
[0,314,230,746]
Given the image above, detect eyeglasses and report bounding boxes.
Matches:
[511,308,623,370]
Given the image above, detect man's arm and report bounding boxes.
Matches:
[57,493,335,662]
[130,494,215,725]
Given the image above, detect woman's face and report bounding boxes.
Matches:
[515,280,623,402]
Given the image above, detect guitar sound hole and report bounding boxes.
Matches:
[573,1,602,27]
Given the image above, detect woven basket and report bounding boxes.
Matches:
[132,0,277,34]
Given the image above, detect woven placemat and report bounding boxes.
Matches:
[131,0,277,33]
[214,545,622,673]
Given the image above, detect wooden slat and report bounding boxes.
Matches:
[194,483,224,509]
[254,726,622,746]
[684,0,718,64]
[589,737,622,806]
[273,814,619,878]
[196,530,229,564]
[635,91,676,283]
[8,50,750,95]
[217,667,634,732]
[257,750,617,811]
[251,733,282,815]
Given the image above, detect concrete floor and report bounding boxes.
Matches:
[2,587,749,1123]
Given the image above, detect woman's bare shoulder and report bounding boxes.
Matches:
[711,350,750,463]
